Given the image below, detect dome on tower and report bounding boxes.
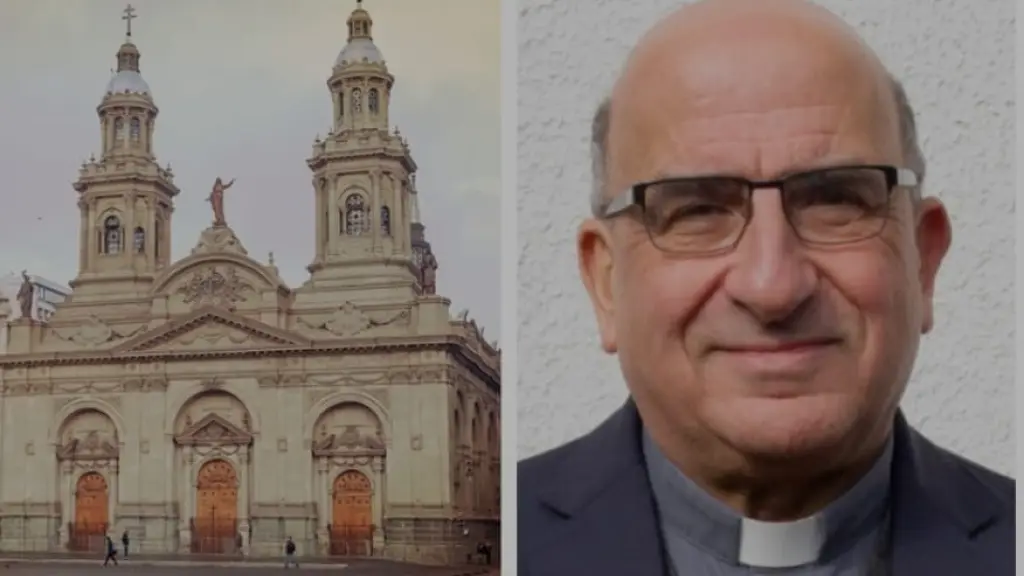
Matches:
[335,37,384,66]
[334,3,385,67]
[104,40,150,97]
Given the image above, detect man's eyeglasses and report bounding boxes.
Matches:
[597,165,918,255]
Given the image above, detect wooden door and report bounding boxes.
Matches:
[193,459,238,554]
[70,472,108,551]
[330,470,373,556]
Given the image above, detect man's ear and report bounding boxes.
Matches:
[914,197,952,334]
[578,219,618,353]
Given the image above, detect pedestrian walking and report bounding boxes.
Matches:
[284,535,299,569]
[102,535,119,566]
[121,529,130,558]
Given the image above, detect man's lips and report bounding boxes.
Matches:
[708,338,843,389]
[714,338,842,354]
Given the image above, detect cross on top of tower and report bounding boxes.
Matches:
[122,4,137,38]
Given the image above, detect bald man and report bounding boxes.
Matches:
[517,1,1013,575]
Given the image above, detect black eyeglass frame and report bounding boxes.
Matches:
[597,164,919,254]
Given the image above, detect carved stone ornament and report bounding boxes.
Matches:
[190,225,249,256]
[50,316,146,348]
[199,376,224,390]
[175,267,255,311]
[325,302,372,336]
[57,431,119,461]
[298,301,408,338]
[312,424,385,456]
[173,413,252,447]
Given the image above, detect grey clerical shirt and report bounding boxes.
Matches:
[643,430,893,575]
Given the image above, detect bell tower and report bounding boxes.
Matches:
[70,4,179,299]
[306,1,429,300]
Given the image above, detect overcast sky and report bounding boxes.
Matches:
[0,0,501,339]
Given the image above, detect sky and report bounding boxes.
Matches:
[0,0,501,340]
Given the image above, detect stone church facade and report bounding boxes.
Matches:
[0,4,500,566]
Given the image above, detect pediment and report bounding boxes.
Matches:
[174,413,252,446]
[112,307,310,354]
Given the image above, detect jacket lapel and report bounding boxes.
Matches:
[889,413,1010,575]
[532,401,667,576]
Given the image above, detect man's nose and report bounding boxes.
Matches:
[721,190,818,325]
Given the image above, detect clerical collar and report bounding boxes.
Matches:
[643,429,893,568]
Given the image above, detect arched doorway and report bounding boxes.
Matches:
[70,472,108,552]
[329,470,373,556]
[192,459,238,554]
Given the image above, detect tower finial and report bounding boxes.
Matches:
[122,4,137,39]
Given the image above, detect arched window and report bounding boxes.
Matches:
[368,89,379,114]
[154,219,162,260]
[129,118,141,142]
[453,409,462,447]
[351,88,362,114]
[380,206,391,235]
[102,216,122,254]
[133,227,145,253]
[344,194,369,235]
[114,118,125,143]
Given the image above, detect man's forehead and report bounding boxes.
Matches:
[606,1,897,183]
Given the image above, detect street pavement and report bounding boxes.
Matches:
[0,556,494,575]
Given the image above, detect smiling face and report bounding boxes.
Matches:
[579,0,951,474]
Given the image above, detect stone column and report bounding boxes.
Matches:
[164,435,174,552]
[104,115,113,153]
[314,179,326,261]
[237,447,250,555]
[125,194,136,266]
[391,175,405,255]
[108,461,119,533]
[144,119,154,155]
[78,200,89,272]
[370,170,382,251]
[371,458,385,553]
[316,458,329,555]
[328,177,339,255]
[144,199,156,269]
[59,461,73,547]
[163,435,173,509]
[177,447,192,552]
[91,198,101,258]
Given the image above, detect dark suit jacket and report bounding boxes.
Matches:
[519,401,1014,576]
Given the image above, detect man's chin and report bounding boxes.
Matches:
[704,395,860,459]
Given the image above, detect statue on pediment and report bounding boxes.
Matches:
[16,270,33,319]
[420,251,438,295]
[207,177,236,228]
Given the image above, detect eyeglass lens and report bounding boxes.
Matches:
[641,167,891,253]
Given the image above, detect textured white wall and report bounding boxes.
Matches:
[516,0,1015,475]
